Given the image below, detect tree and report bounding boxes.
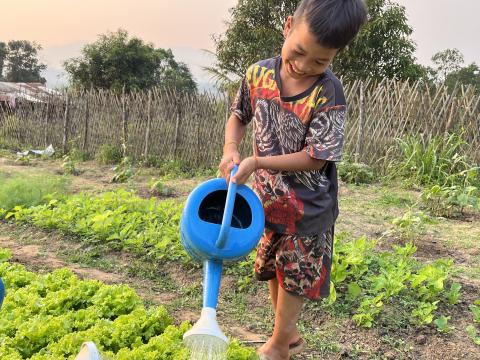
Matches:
[64,30,196,93]
[431,48,464,81]
[445,63,480,93]
[212,0,422,84]
[333,0,422,82]
[3,40,46,83]
[0,42,7,81]
[213,0,297,80]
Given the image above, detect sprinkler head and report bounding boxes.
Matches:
[73,342,102,360]
[183,307,228,346]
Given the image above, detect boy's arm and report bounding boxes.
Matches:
[231,152,325,185]
[220,113,247,183]
[224,113,247,152]
[257,152,325,171]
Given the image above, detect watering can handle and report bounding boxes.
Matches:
[215,164,238,248]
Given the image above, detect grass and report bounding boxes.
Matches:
[433,220,480,250]
[374,190,415,208]
[61,245,119,272]
[0,170,69,213]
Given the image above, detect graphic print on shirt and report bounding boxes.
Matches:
[232,57,346,235]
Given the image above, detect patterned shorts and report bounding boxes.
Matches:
[254,227,333,300]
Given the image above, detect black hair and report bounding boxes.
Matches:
[293,0,368,49]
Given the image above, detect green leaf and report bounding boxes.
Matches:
[347,282,362,299]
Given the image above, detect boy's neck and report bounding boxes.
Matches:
[278,59,323,98]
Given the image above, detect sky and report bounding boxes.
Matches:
[0,0,478,88]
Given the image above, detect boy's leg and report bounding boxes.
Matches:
[259,285,304,359]
[268,278,302,344]
[268,278,279,310]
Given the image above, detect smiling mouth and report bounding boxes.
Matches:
[288,62,306,77]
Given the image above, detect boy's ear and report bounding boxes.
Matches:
[283,16,293,38]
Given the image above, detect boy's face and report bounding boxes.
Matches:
[281,16,338,80]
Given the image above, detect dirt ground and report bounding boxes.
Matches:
[1,154,479,359]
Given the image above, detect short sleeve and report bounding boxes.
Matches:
[305,106,346,161]
[304,77,347,162]
[230,76,253,125]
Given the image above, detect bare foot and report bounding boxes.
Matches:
[258,339,289,360]
[289,330,302,346]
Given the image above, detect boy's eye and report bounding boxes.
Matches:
[294,50,303,56]
[316,61,325,66]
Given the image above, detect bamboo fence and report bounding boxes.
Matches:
[0,81,478,169]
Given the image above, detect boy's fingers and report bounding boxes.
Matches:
[226,161,236,174]
[233,153,240,164]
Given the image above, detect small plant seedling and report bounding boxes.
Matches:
[62,155,79,175]
[470,300,480,323]
[466,325,480,346]
[445,283,462,305]
[149,178,174,196]
[434,316,455,333]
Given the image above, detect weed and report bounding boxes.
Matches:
[388,208,433,241]
[96,143,123,165]
[62,155,80,175]
[69,146,91,162]
[422,183,479,218]
[338,154,375,184]
[111,157,135,183]
[387,132,479,188]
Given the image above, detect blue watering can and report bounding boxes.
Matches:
[0,278,4,308]
[180,165,264,349]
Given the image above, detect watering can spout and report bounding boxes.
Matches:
[183,307,228,344]
[215,165,238,249]
[183,260,227,346]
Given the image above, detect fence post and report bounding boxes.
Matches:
[355,81,365,163]
[82,94,89,153]
[172,92,180,157]
[144,90,152,161]
[62,92,70,154]
[121,85,128,157]
[43,98,49,148]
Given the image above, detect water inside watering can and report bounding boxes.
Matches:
[199,190,252,229]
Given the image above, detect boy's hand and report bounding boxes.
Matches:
[231,156,256,185]
[219,144,241,184]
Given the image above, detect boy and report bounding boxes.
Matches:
[219,0,368,359]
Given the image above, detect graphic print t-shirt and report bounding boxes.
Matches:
[231,56,346,236]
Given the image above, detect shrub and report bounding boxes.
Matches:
[422,183,479,218]
[96,144,122,165]
[69,146,91,162]
[338,155,375,184]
